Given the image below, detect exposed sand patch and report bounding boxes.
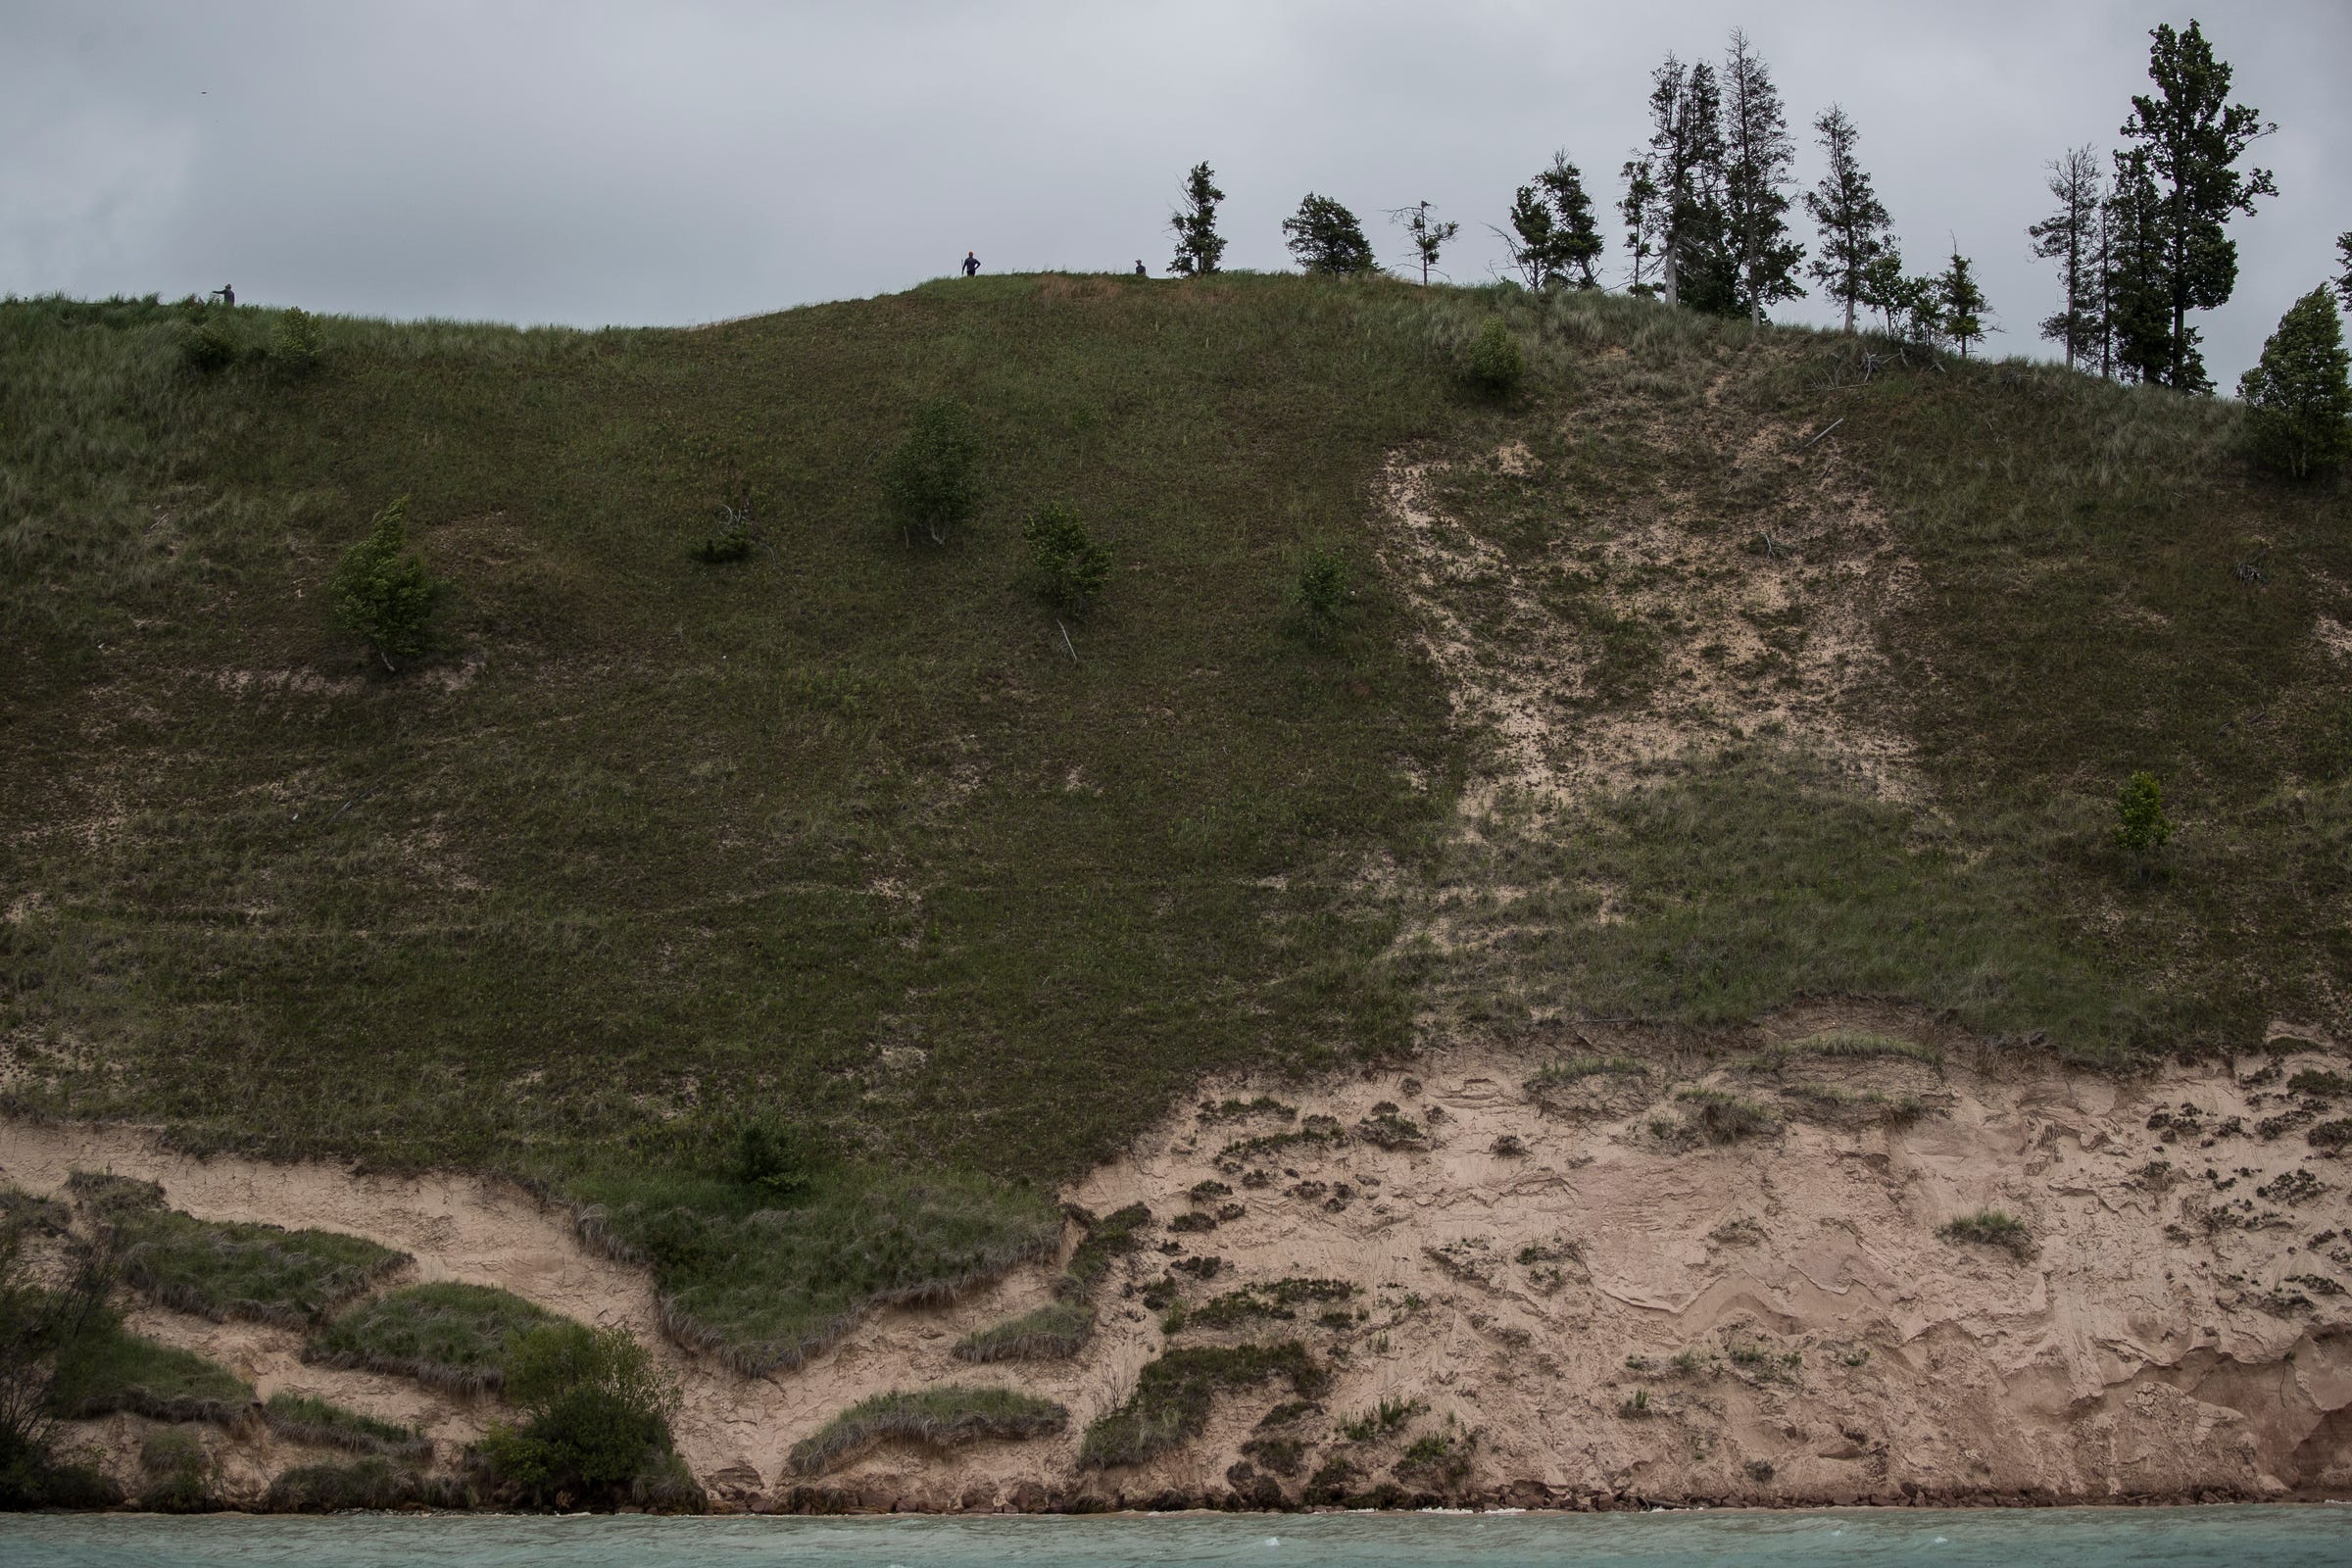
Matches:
[10,1018,2348,1509]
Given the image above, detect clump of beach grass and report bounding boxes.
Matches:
[951,1299,1096,1363]
[304,1281,556,1394]
[788,1386,1067,1476]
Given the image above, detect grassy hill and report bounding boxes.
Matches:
[5,274,2347,1363]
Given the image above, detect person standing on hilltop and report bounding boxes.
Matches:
[961,251,980,277]
[1135,260,1147,276]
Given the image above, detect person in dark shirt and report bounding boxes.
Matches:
[1134,260,1147,276]
[213,284,234,306]
[961,252,980,277]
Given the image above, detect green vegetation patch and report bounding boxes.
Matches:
[265,1457,461,1513]
[305,1281,555,1394]
[0,1184,72,1235]
[951,1298,1096,1363]
[1078,1341,1327,1469]
[1180,1277,1358,1332]
[1526,1056,1650,1094]
[262,1391,432,1460]
[49,1319,253,1423]
[1939,1208,2034,1258]
[571,1169,1058,1375]
[1798,1030,1944,1068]
[1673,1089,1779,1145]
[119,1208,408,1327]
[1059,1201,1152,1295]
[63,1171,167,1221]
[788,1386,1068,1476]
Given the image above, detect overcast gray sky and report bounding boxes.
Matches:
[4,2,2344,384]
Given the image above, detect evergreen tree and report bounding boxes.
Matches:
[1534,153,1605,289]
[1639,53,1731,312]
[1618,156,1665,297]
[327,497,445,669]
[1804,104,1892,333]
[2238,287,2352,481]
[2334,230,2352,314]
[1936,248,1991,358]
[1168,163,1227,277]
[1503,153,1604,290]
[1720,29,1805,323]
[2118,20,2278,392]
[2104,147,2172,384]
[1388,200,1459,284]
[1282,193,1377,275]
[2028,147,2105,371]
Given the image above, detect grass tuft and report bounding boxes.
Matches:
[49,1318,253,1423]
[119,1208,408,1327]
[787,1386,1067,1476]
[262,1391,433,1460]
[950,1298,1097,1363]
[304,1281,555,1393]
[1939,1208,2034,1258]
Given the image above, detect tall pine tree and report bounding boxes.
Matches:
[2117,20,2278,392]
[1805,105,1892,333]
[1635,53,1731,312]
[2104,147,2172,384]
[2239,288,2352,480]
[1618,156,1665,297]
[2028,147,2105,371]
[1503,153,1605,290]
[1936,248,1991,358]
[1168,163,1227,277]
[1720,29,1804,323]
[1389,201,1459,284]
[2334,230,2352,313]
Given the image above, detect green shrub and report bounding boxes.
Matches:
[63,1170,166,1221]
[472,1322,696,1510]
[1290,549,1349,644]
[1078,1342,1326,1468]
[882,397,980,546]
[729,1120,815,1201]
[951,1298,1096,1362]
[326,497,446,669]
[181,322,238,374]
[2114,770,2173,859]
[1059,1202,1152,1296]
[274,307,323,376]
[1939,1208,2034,1258]
[1467,317,1525,394]
[305,1281,554,1394]
[1022,502,1112,613]
[2239,287,2352,480]
[787,1385,1066,1476]
[119,1208,407,1327]
[136,1427,219,1513]
[262,1391,432,1460]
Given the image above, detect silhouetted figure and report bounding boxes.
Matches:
[1135,260,1147,276]
[212,284,234,306]
[961,252,980,277]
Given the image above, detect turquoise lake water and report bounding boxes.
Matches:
[3,1507,2349,1567]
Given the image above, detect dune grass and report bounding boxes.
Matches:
[568,1167,1059,1374]
[118,1208,409,1327]
[265,1457,462,1512]
[951,1298,1096,1363]
[1939,1208,2034,1258]
[304,1281,554,1393]
[48,1318,253,1423]
[261,1391,433,1460]
[1079,1341,1328,1469]
[787,1386,1067,1476]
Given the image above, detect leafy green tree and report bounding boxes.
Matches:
[476,1323,685,1506]
[1282,194,1376,274]
[1720,29,1805,323]
[2117,19,2278,393]
[883,398,980,546]
[2114,770,2173,865]
[2104,148,2173,383]
[274,307,322,375]
[2029,147,2106,371]
[2238,287,2352,481]
[1501,154,1602,290]
[1805,105,1892,333]
[1169,163,1227,277]
[1021,502,1113,612]
[1387,200,1459,284]
[1936,248,1991,358]
[1466,317,1525,395]
[327,497,445,670]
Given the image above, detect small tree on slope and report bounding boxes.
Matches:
[1283,194,1377,275]
[1936,248,1992,358]
[1805,105,1892,334]
[883,399,981,547]
[1169,163,1227,277]
[2239,287,2352,481]
[2029,147,2106,372]
[328,498,445,671]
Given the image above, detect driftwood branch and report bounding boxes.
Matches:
[1794,416,1844,453]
